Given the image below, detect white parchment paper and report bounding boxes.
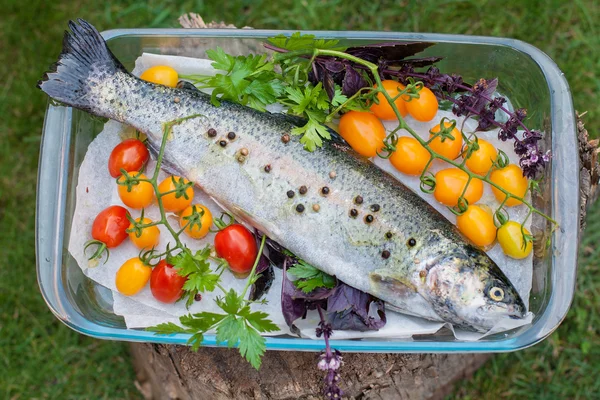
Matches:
[68,53,533,341]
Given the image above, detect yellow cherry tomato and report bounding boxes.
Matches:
[429,122,463,160]
[140,66,178,88]
[117,172,154,209]
[490,164,528,207]
[406,86,438,122]
[128,217,160,250]
[158,176,194,213]
[115,257,152,296]
[464,138,498,175]
[180,204,213,239]
[456,205,496,247]
[338,111,386,157]
[389,137,431,175]
[497,221,533,259]
[370,80,408,120]
[434,168,483,207]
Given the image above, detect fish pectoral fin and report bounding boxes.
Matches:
[369,269,417,297]
[369,269,443,322]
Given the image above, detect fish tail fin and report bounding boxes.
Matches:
[37,19,128,111]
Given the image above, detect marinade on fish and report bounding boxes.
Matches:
[39,20,526,332]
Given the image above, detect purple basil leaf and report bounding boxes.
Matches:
[281,266,310,332]
[326,283,386,331]
[249,264,275,301]
[388,56,443,68]
[256,252,271,274]
[346,42,435,63]
[321,67,336,101]
[342,65,368,96]
[322,59,346,73]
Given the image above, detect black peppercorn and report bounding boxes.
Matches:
[207,128,217,137]
[227,131,236,140]
[219,140,227,147]
[194,293,202,301]
[296,204,305,213]
[385,231,393,239]
[264,164,272,173]
[370,204,380,212]
[408,238,417,247]
[381,250,391,259]
[349,209,358,218]
[364,214,374,224]
[281,134,291,143]
[299,185,308,195]
[286,190,295,199]
[321,186,330,195]
[354,195,363,205]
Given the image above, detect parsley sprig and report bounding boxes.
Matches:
[182,34,366,151]
[150,233,278,369]
[287,257,336,293]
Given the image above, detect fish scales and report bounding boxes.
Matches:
[39,20,526,331]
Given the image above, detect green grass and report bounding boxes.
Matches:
[0,0,598,398]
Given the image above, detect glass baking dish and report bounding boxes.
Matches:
[36,28,579,352]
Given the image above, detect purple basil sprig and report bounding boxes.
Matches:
[316,306,344,400]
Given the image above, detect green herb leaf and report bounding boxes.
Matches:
[238,324,267,370]
[216,289,243,315]
[197,51,284,112]
[268,32,343,52]
[216,314,245,347]
[288,259,336,293]
[238,306,280,333]
[206,47,235,71]
[172,248,220,294]
[149,322,187,335]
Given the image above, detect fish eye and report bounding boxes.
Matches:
[489,287,505,301]
[407,238,416,247]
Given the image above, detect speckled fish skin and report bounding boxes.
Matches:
[39,20,526,332]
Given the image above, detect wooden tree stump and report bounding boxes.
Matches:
[128,15,599,400]
[130,343,489,400]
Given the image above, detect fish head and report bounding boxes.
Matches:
[422,245,526,332]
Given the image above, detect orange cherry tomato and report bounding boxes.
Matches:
[140,66,178,88]
[490,164,528,206]
[338,111,386,158]
[115,257,152,296]
[180,204,213,239]
[158,176,194,213]
[117,172,154,209]
[464,138,498,175]
[429,122,463,160]
[389,137,431,175]
[456,205,496,247]
[369,80,408,120]
[497,221,533,259]
[128,217,160,250]
[434,168,483,207]
[406,86,438,122]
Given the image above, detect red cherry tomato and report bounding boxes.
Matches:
[91,205,130,248]
[108,138,149,178]
[214,224,258,278]
[150,260,187,303]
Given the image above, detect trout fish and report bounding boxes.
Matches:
[39,20,525,332]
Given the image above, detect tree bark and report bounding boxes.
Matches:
[130,343,489,400]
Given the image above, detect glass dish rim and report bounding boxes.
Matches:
[36,28,579,353]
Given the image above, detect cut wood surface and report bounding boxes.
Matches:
[131,343,489,400]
